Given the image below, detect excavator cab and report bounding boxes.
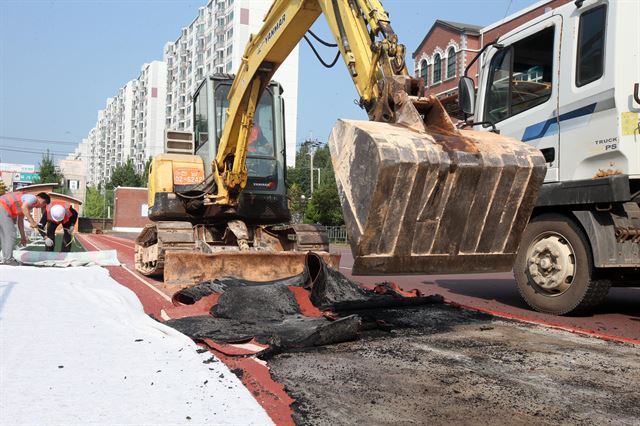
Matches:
[137,74,338,284]
[191,75,290,224]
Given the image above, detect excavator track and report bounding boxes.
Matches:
[135,221,341,286]
[135,222,196,277]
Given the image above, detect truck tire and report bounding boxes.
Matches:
[514,214,611,315]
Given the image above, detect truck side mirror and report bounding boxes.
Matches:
[458,77,476,116]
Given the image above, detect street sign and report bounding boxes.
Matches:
[13,172,40,183]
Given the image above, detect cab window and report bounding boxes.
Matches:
[214,84,277,178]
[484,26,555,123]
[194,86,208,150]
[576,5,606,87]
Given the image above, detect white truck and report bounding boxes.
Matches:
[458,0,639,314]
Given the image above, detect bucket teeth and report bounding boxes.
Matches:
[329,119,546,275]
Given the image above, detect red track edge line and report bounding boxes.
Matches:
[447,300,640,346]
[98,233,136,246]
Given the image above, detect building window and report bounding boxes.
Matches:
[433,54,442,83]
[67,180,79,191]
[419,60,429,86]
[576,5,606,87]
[446,47,456,79]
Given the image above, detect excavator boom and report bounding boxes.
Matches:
[178,0,546,276]
[209,0,418,207]
[137,0,546,279]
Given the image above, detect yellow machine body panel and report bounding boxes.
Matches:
[148,154,205,208]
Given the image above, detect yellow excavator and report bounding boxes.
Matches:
[135,0,546,285]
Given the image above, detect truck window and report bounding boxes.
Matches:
[576,5,606,87]
[485,26,555,123]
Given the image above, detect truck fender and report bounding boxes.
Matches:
[573,208,640,268]
[572,210,616,267]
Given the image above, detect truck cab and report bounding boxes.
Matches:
[459,0,640,314]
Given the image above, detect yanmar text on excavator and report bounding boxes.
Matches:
[135,0,546,291]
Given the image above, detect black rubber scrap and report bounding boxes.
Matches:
[212,284,300,321]
[172,254,316,305]
[165,253,440,354]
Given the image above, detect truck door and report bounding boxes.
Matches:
[479,16,562,182]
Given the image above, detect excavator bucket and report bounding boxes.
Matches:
[329,95,547,275]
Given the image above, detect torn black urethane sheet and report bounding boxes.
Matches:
[166,253,443,354]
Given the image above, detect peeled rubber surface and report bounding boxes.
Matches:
[166,253,442,354]
[0,265,272,425]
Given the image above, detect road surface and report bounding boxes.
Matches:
[334,246,640,343]
[74,233,639,425]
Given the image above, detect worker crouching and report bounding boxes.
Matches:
[40,203,78,252]
[0,191,51,265]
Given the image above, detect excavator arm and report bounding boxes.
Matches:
[209,0,415,207]
[209,0,547,276]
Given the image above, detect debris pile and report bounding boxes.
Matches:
[165,253,442,355]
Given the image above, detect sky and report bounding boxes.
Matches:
[0,0,540,167]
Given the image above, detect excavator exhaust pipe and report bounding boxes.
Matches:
[330,91,547,275]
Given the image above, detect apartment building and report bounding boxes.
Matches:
[78,61,166,187]
[164,0,299,165]
[58,158,87,214]
[76,0,300,190]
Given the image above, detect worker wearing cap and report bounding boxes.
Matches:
[0,191,51,265]
[39,202,78,252]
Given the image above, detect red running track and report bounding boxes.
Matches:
[81,234,639,343]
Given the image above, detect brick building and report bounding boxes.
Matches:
[112,187,151,232]
[412,20,482,99]
[412,0,573,103]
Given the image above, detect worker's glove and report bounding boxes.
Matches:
[44,238,54,247]
[64,227,74,236]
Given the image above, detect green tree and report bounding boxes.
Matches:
[287,183,306,223]
[83,186,114,218]
[286,140,313,196]
[141,157,153,187]
[285,139,344,226]
[0,180,7,195]
[35,150,64,186]
[305,179,344,226]
[83,186,104,218]
[108,158,142,189]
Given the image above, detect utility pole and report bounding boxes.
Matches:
[306,135,322,196]
[309,150,314,194]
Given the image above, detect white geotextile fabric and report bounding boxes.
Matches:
[0,266,273,425]
[12,250,121,267]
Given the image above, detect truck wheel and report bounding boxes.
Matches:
[514,214,611,315]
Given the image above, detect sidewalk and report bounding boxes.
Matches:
[0,266,273,425]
